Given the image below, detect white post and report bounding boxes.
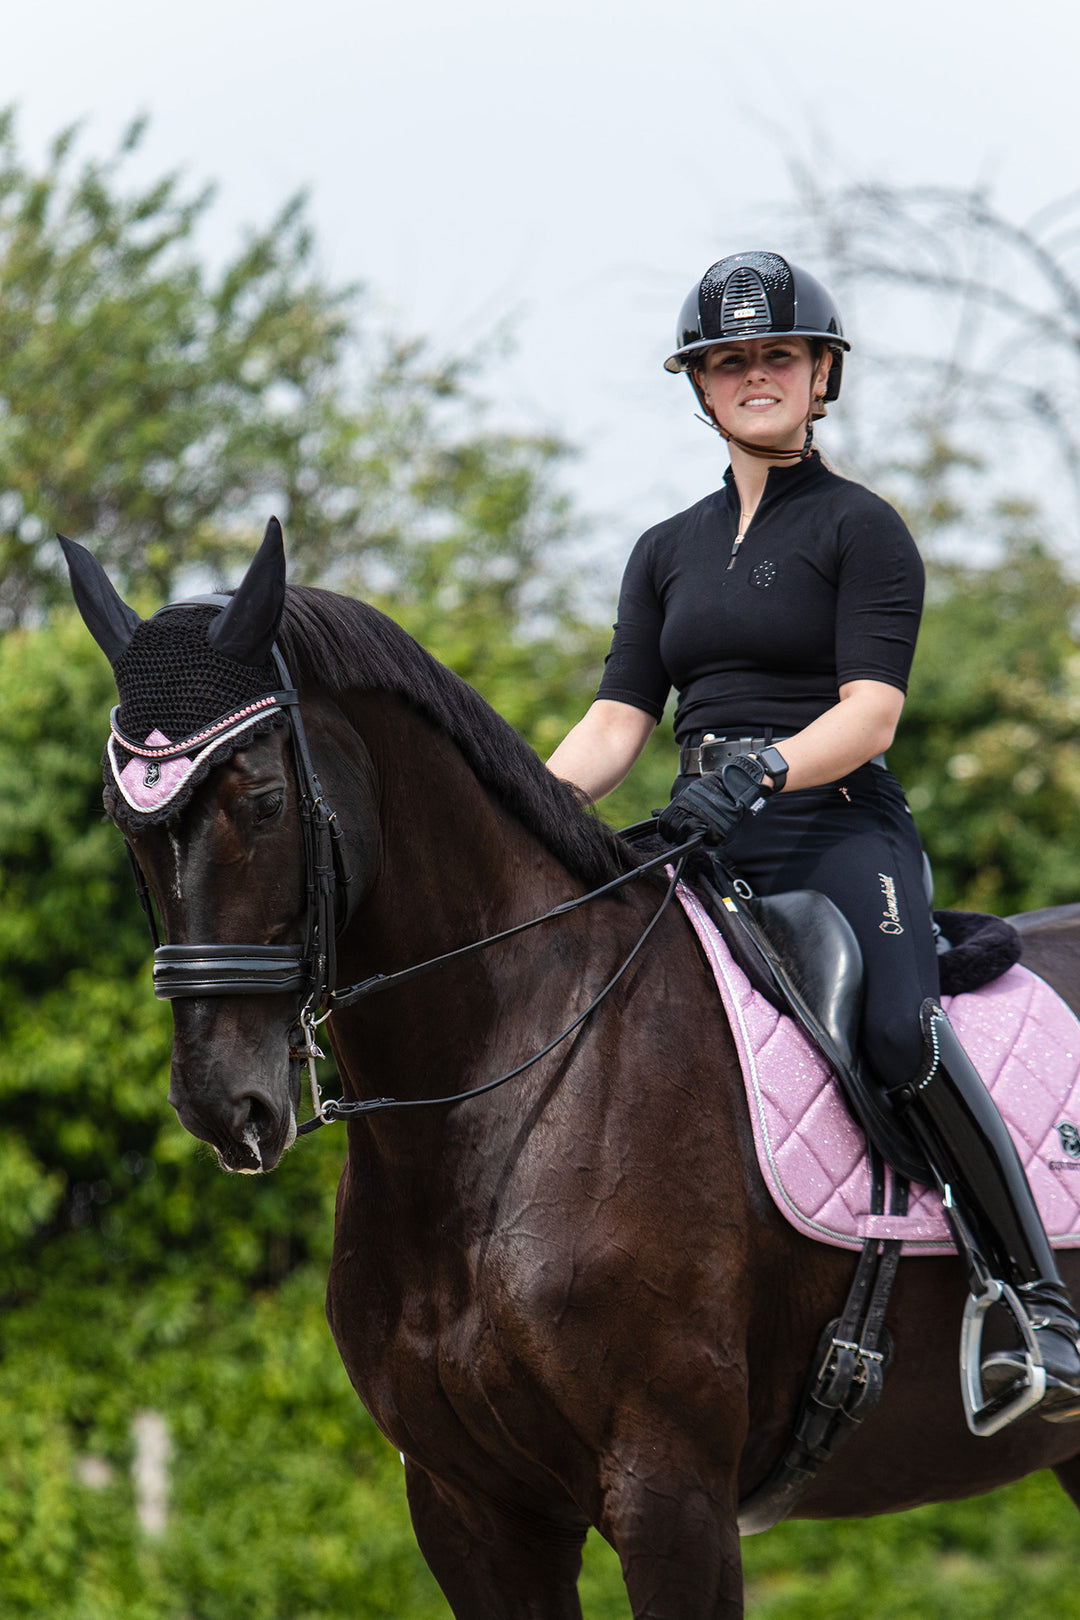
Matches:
[131,1409,172,1537]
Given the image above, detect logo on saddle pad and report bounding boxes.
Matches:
[878,872,904,935]
[1057,1122,1080,1159]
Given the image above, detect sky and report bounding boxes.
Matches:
[6,0,1079,596]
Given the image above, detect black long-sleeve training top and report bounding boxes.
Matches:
[595,452,925,742]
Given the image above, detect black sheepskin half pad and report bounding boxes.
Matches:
[936,909,1023,997]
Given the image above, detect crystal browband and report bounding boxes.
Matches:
[109,690,298,760]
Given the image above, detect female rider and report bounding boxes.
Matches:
[547,250,1080,1423]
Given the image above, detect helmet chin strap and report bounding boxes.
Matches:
[692,373,819,462]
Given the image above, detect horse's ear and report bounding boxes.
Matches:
[57,534,142,664]
[207,516,286,667]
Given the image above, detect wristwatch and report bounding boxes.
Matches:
[756,744,789,793]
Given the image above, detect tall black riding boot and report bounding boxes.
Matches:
[893,1000,1080,1424]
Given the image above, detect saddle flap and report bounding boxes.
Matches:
[749,889,862,1073]
[692,863,933,1183]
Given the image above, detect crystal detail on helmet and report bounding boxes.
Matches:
[719,267,771,335]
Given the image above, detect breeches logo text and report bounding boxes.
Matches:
[878,872,904,935]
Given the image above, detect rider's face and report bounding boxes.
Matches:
[695,337,829,449]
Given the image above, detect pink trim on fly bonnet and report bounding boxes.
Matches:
[676,882,1080,1253]
[110,716,271,816]
[108,692,290,817]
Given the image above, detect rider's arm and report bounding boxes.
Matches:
[547,699,656,804]
[759,679,905,792]
[762,493,920,792]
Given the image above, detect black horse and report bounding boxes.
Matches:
[64,526,1080,1619]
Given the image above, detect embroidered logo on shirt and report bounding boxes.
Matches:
[750,560,777,590]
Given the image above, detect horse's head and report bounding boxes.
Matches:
[62,521,374,1172]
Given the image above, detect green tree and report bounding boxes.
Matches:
[889,536,1080,914]
[0,112,336,618]
[0,109,578,634]
[857,432,1080,914]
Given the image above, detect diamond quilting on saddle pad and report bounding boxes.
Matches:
[676,882,1080,1254]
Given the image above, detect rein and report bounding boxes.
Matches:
[120,616,703,1134]
[296,839,700,1133]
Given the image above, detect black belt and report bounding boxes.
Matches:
[679,735,886,776]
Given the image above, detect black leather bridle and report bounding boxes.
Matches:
[119,605,352,1119]
[120,611,701,1136]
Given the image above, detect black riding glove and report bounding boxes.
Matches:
[657,755,772,848]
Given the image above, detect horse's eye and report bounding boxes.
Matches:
[253,793,283,823]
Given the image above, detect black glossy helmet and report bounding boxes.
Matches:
[665,251,849,403]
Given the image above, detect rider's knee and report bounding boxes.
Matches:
[862,1004,926,1092]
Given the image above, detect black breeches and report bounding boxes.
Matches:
[674,762,941,1092]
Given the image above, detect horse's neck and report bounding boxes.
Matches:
[331,698,589,1100]
[374,726,570,946]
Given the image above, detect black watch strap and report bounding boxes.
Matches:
[756,745,789,793]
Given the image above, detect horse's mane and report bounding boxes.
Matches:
[276,586,641,888]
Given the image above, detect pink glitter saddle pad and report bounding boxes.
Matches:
[677,883,1080,1254]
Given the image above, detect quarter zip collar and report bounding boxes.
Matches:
[720,449,827,523]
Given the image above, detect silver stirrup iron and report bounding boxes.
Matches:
[947,1191,1046,1436]
[960,1276,1046,1437]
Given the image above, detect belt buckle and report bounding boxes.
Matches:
[700,735,755,775]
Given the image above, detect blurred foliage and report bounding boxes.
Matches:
[5,115,1080,1618]
[585,1477,1080,1619]
[792,177,1080,548]
[741,1471,1080,1619]
[892,538,1080,913]
[880,433,1080,913]
[0,107,574,629]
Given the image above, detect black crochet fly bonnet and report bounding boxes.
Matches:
[60,520,290,828]
[106,606,286,827]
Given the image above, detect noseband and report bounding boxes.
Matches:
[121,599,701,1132]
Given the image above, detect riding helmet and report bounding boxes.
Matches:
[665,251,850,402]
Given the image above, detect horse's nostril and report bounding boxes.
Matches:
[240,1095,273,1142]
[234,1096,276,1172]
